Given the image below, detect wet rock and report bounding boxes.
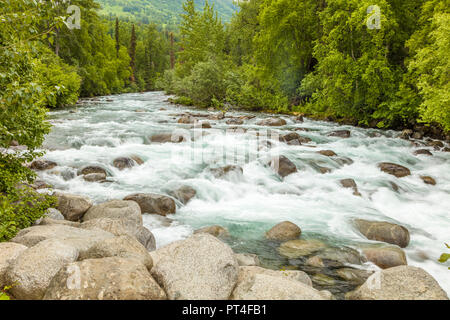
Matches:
[295,115,304,122]
[354,219,410,248]
[0,243,28,288]
[362,247,407,269]
[83,172,106,182]
[414,149,433,156]
[78,165,107,176]
[44,257,166,300]
[113,157,137,170]
[281,132,311,145]
[318,166,332,174]
[312,274,336,286]
[308,247,366,269]
[168,185,196,205]
[150,133,184,143]
[399,129,413,139]
[265,221,301,241]
[208,113,225,120]
[235,253,260,267]
[30,180,52,190]
[82,200,143,233]
[210,165,243,179]
[178,115,196,124]
[347,266,448,300]
[378,162,411,178]
[30,160,57,171]
[194,225,230,238]
[420,176,436,185]
[6,239,78,300]
[151,233,239,300]
[443,147,450,152]
[54,192,93,221]
[334,157,354,166]
[335,268,374,285]
[270,155,297,178]
[237,266,312,287]
[328,130,351,138]
[195,121,211,129]
[61,169,76,181]
[124,193,176,216]
[317,150,337,157]
[79,235,153,270]
[226,118,243,125]
[340,179,362,196]
[256,118,287,126]
[231,273,329,300]
[278,239,327,259]
[426,140,444,148]
[412,131,424,139]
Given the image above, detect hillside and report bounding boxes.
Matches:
[96,0,237,25]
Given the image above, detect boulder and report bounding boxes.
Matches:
[328,130,351,138]
[82,200,143,233]
[235,253,260,267]
[0,243,28,288]
[278,239,326,259]
[150,133,184,143]
[6,239,78,300]
[113,157,136,170]
[414,149,433,156]
[178,115,196,124]
[123,193,176,216]
[347,266,448,300]
[55,192,93,221]
[317,150,337,157]
[426,140,444,148]
[399,129,413,139]
[230,273,329,300]
[421,176,436,185]
[210,165,243,179]
[168,186,196,205]
[281,132,311,145]
[340,179,362,196]
[354,219,410,248]
[79,235,153,270]
[306,247,366,269]
[30,160,57,171]
[44,257,166,300]
[378,162,411,178]
[134,226,156,251]
[270,155,297,178]
[237,266,312,287]
[80,218,131,236]
[151,233,239,300]
[265,221,301,241]
[226,118,244,125]
[78,165,107,176]
[256,118,287,126]
[45,208,64,220]
[83,173,106,182]
[362,247,407,269]
[30,180,51,190]
[194,225,230,238]
[39,218,81,227]
[335,268,374,285]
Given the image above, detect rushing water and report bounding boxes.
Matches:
[40,92,450,297]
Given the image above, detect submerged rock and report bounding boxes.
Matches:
[340,179,362,196]
[150,133,184,143]
[347,266,448,300]
[378,162,411,178]
[354,219,410,248]
[44,257,166,300]
[123,193,176,216]
[328,130,351,138]
[256,118,287,126]
[414,149,433,156]
[265,221,301,241]
[335,268,374,285]
[307,247,366,269]
[226,118,244,125]
[235,253,261,267]
[168,185,196,205]
[210,165,243,179]
[278,239,327,259]
[270,155,297,178]
[30,160,57,171]
[83,172,106,182]
[362,246,407,269]
[317,150,337,157]
[113,156,142,170]
[194,225,230,238]
[78,165,107,176]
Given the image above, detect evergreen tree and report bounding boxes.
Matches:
[130,24,137,84]
[115,17,120,57]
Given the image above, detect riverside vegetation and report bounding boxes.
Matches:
[0,0,449,300]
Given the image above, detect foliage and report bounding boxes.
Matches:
[438,243,450,270]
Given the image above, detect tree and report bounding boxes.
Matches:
[129,24,137,83]
[115,17,120,57]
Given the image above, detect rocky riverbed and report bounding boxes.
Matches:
[1,91,449,300]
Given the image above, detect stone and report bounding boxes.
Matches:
[194,225,230,238]
[226,118,244,125]
[6,239,78,299]
[168,186,196,205]
[210,165,243,179]
[80,218,131,236]
[270,155,297,178]
[335,268,374,285]
[151,233,239,300]
[256,118,287,126]
[340,179,362,196]
[82,200,143,233]
[39,218,80,227]
[308,247,366,268]
[0,243,28,288]
[79,235,153,270]
[312,274,336,286]
[134,226,156,251]
[237,266,312,287]
[113,157,137,170]
[54,192,93,221]
[354,219,410,248]
[123,193,176,216]
[399,129,413,139]
[265,221,301,241]
[44,257,166,300]
[278,239,327,259]
[235,253,260,267]
[30,160,57,171]
[378,162,411,178]
[317,150,337,157]
[363,247,407,269]
[421,176,436,185]
[347,266,448,300]
[178,115,196,124]
[78,165,107,176]
[414,149,433,156]
[83,173,106,182]
[45,208,64,220]
[328,130,351,138]
[150,133,184,143]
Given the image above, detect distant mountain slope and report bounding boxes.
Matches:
[96,0,237,25]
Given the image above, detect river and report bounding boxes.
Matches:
[39,91,450,297]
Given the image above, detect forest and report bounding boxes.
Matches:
[0,0,449,239]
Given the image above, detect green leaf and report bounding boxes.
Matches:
[438,253,450,263]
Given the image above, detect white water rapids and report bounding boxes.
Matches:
[39,92,450,296]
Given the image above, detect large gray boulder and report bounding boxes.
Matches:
[5,239,78,300]
[347,266,448,300]
[0,243,28,288]
[44,257,166,300]
[265,221,301,241]
[354,219,410,248]
[55,192,93,221]
[123,193,176,216]
[151,233,239,300]
[79,235,153,270]
[82,200,143,233]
